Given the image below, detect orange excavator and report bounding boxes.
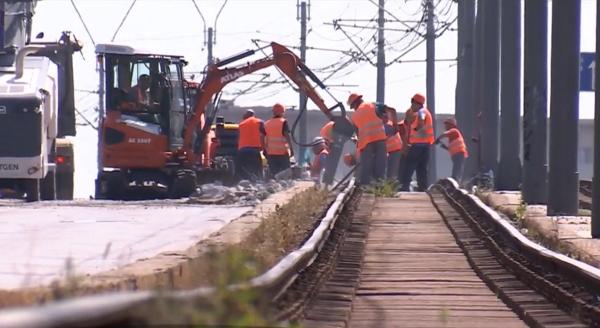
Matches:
[95,42,352,199]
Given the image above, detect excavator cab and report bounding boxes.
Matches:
[95,45,195,199]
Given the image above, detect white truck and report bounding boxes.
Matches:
[0,2,79,201]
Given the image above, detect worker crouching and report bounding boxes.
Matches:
[384,113,403,185]
[435,117,468,184]
[348,93,398,186]
[237,109,265,181]
[310,137,329,186]
[264,103,295,176]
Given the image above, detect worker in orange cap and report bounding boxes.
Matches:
[264,103,294,176]
[347,93,398,185]
[400,93,435,191]
[383,111,403,184]
[237,109,265,181]
[434,117,468,183]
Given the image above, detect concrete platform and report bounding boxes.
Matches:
[479,191,600,267]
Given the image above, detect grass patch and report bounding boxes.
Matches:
[364,179,398,198]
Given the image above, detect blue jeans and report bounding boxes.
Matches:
[401,143,431,191]
[359,140,387,185]
[451,153,466,183]
[386,150,402,183]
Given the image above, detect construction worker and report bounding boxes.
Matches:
[320,121,334,147]
[397,120,408,184]
[237,109,265,181]
[384,112,403,184]
[310,137,329,185]
[400,93,435,192]
[347,93,398,185]
[264,103,295,176]
[434,117,468,183]
[128,74,151,106]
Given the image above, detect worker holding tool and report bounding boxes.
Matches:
[400,93,435,192]
[347,93,398,186]
[434,117,468,184]
[264,103,294,176]
[310,137,329,186]
[237,109,265,181]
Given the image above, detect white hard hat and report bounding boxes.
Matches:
[312,136,326,146]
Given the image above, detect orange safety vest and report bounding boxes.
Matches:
[238,117,263,150]
[386,122,403,153]
[447,128,469,157]
[408,108,435,144]
[311,148,329,177]
[264,117,289,155]
[320,121,334,143]
[351,102,387,151]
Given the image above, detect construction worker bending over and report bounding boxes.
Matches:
[237,109,265,181]
[384,112,403,184]
[400,93,435,192]
[434,117,468,184]
[347,93,398,186]
[264,103,295,176]
[320,121,334,147]
[310,137,329,186]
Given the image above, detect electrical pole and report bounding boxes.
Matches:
[298,0,309,165]
[455,0,475,172]
[376,0,385,103]
[0,0,4,50]
[593,0,600,237]
[547,0,580,216]
[481,0,500,179]
[426,0,436,183]
[522,0,548,205]
[207,27,214,65]
[497,0,521,190]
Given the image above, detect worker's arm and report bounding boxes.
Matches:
[259,122,266,150]
[415,109,426,131]
[434,131,450,144]
[385,106,398,132]
[282,121,295,157]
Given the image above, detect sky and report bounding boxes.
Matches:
[25,0,598,197]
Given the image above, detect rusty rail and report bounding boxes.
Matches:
[0,180,356,328]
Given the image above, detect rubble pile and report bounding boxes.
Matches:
[188,179,294,205]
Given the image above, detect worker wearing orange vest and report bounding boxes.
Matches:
[310,137,329,186]
[400,93,435,191]
[348,93,398,185]
[320,121,334,147]
[237,109,265,181]
[264,103,295,176]
[384,112,403,184]
[434,117,469,183]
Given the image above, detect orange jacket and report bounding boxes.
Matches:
[408,108,435,144]
[446,128,468,157]
[385,122,403,153]
[320,121,334,143]
[311,148,329,178]
[351,102,386,151]
[238,117,263,150]
[264,117,289,155]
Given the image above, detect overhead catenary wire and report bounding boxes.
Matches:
[69,0,96,47]
[110,0,137,42]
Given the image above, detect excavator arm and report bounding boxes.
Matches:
[183,42,352,185]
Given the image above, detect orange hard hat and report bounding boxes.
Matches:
[272,103,285,115]
[347,93,363,107]
[444,117,457,127]
[411,93,426,105]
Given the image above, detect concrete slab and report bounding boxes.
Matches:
[480,191,600,268]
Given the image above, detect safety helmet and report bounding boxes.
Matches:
[343,153,356,166]
[312,136,326,146]
[272,103,285,116]
[444,117,457,128]
[347,93,363,107]
[411,93,426,105]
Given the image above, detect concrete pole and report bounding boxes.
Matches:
[522,0,548,205]
[593,0,600,237]
[376,0,385,103]
[481,0,500,178]
[298,1,308,165]
[207,27,214,65]
[455,0,475,163]
[497,0,522,190]
[426,0,436,183]
[465,0,484,181]
[548,0,580,216]
[0,1,4,49]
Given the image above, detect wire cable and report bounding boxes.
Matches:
[110,0,137,42]
[69,0,96,47]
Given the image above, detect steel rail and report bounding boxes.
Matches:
[0,180,356,328]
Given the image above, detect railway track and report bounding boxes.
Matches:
[3,179,600,327]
